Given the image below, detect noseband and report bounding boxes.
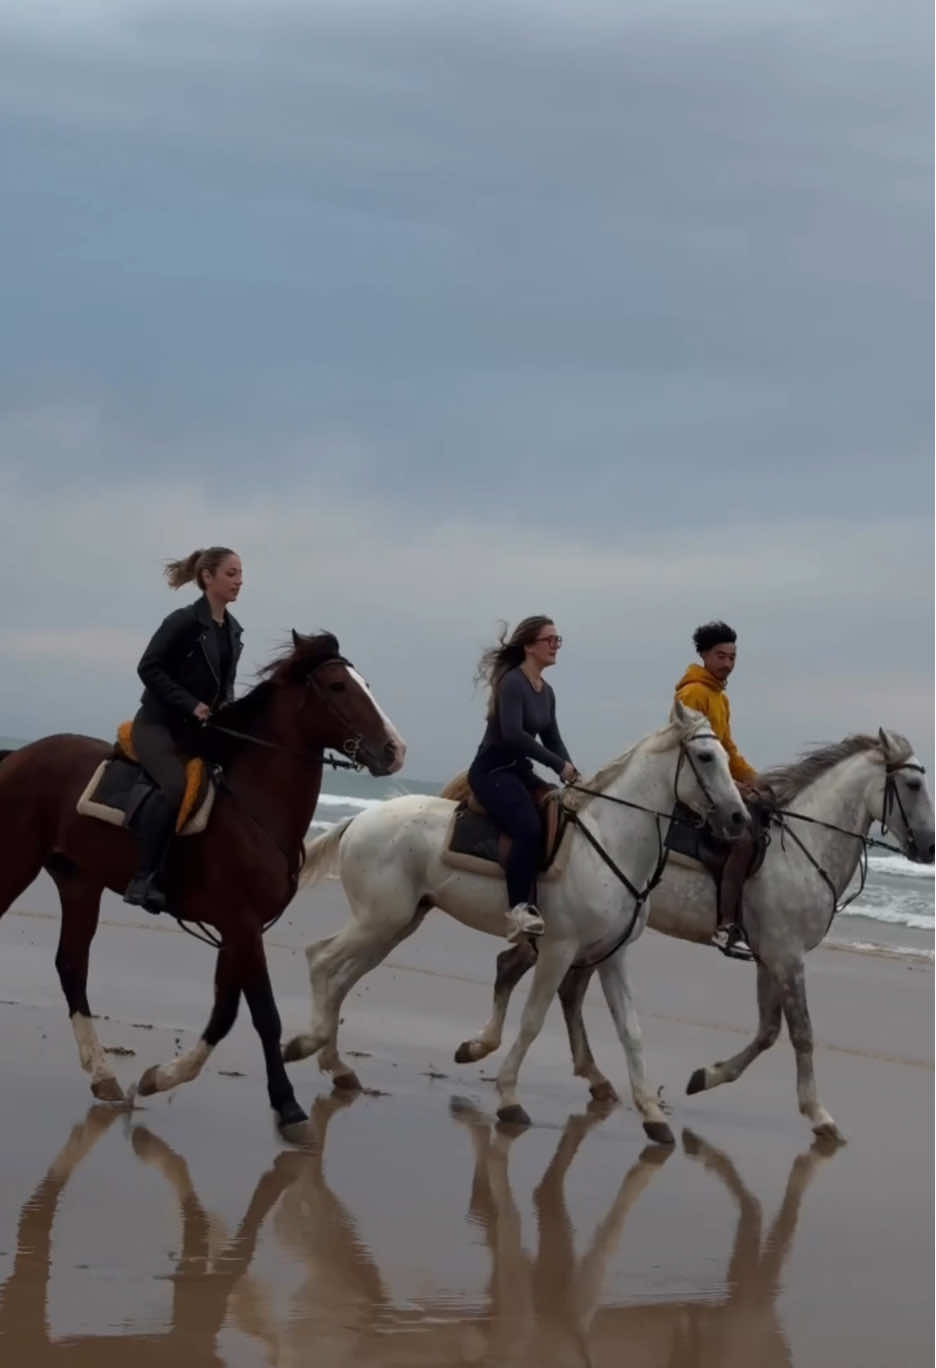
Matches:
[881,759,927,859]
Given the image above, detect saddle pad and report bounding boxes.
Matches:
[115,720,206,832]
[76,727,214,837]
[440,802,567,882]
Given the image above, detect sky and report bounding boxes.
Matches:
[0,0,932,780]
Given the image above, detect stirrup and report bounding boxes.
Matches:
[506,903,545,943]
[711,924,755,962]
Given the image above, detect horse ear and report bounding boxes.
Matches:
[878,727,894,760]
[291,628,302,649]
[672,699,691,729]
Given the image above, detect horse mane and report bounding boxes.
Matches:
[212,631,342,736]
[563,719,687,814]
[758,733,908,806]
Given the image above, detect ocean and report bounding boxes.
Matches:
[2,738,931,960]
[316,772,936,961]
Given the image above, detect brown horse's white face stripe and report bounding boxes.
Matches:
[347,668,406,774]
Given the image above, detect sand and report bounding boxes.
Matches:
[0,872,932,1366]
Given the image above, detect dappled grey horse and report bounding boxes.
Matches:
[456,729,934,1141]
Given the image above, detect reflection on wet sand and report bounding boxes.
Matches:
[0,1097,838,1367]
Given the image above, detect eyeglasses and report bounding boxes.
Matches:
[534,635,562,648]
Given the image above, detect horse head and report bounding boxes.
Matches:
[873,729,934,865]
[671,700,750,840]
[271,630,406,777]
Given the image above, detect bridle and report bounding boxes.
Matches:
[206,655,367,771]
[770,758,927,933]
[562,728,727,969]
[881,760,927,861]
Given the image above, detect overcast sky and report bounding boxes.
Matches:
[1,0,932,780]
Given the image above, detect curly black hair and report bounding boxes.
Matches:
[693,620,737,655]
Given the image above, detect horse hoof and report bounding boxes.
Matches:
[637,1143,675,1168]
[454,1040,485,1064]
[280,1120,318,1148]
[497,1104,531,1127]
[589,1079,618,1103]
[137,1067,160,1097]
[332,1070,361,1093]
[278,1100,308,1129]
[686,1068,707,1095]
[91,1076,125,1103]
[812,1121,845,1148]
[282,1036,309,1063]
[643,1120,676,1146]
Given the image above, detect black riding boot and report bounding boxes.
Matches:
[124,790,176,915]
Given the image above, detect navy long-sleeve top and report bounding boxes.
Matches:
[472,667,572,777]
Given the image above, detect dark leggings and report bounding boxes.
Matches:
[131,713,189,816]
[468,763,542,907]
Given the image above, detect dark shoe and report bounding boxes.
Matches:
[711,924,755,961]
[123,874,168,915]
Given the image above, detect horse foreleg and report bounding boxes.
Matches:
[686,961,783,1097]
[135,938,245,1106]
[597,948,673,1144]
[51,876,123,1102]
[778,962,842,1141]
[240,934,308,1129]
[557,965,617,1102]
[454,941,536,1065]
[496,939,578,1125]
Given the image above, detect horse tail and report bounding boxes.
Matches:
[300,817,353,888]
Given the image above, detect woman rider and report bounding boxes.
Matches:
[123,546,244,914]
[469,616,580,942]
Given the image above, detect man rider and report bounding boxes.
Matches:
[675,621,764,955]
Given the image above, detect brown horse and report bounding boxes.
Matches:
[0,629,405,1133]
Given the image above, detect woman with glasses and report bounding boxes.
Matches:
[469,616,579,942]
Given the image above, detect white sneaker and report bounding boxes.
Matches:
[506,903,545,943]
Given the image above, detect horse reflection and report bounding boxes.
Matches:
[0,1100,837,1367]
[0,1106,294,1365]
[246,1098,837,1367]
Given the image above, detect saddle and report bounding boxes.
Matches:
[76,722,215,836]
[664,799,771,883]
[439,769,567,881]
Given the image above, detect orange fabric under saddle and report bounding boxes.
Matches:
[116,721,205,834]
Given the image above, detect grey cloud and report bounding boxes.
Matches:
[0,1,930,772]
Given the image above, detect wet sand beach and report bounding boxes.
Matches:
[0,874,932,1366]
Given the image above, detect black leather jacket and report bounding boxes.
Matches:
[137,596,243,729]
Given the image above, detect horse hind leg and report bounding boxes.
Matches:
[454,941,536,1065]
[0,812,45,919]
[557,964,618,1103]
[50,873,124,1103]
[686,960,783,1098]
[283,897,428,1089]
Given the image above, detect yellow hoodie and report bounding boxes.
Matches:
[674,664,756,784]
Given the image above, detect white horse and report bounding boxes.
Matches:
[455,729,935,1142]
[282,702,749,1144]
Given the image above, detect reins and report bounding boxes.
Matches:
[764,759,926,934]
[169,654,369,946]
[205,721,361,771]
[561,731,720,970]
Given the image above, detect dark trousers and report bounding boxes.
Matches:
[468,762,542,907]
[131,712,189,816]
